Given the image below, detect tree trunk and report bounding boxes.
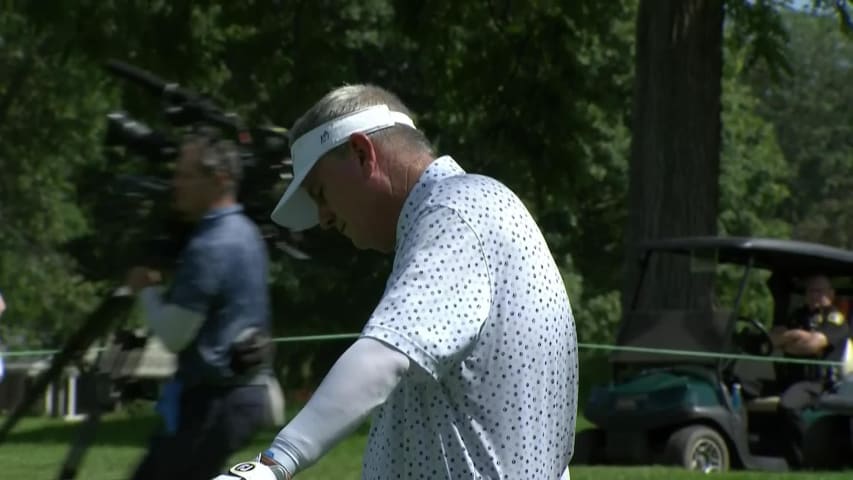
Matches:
[622,0,724,311]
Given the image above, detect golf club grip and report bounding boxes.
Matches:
[0,289,135,445]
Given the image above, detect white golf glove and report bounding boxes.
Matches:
[211,460,290,480]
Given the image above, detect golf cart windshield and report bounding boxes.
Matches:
[612,246,768,367]
[612,236,853,368]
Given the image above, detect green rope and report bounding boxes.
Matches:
[0,333,844,367]
[576,342,843,367]
[273,333,360,343]
[2,349,70,358]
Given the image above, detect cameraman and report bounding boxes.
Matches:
[125,129,275,480]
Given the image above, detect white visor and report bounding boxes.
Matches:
[270,104,416,231]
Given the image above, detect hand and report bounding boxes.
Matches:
[126,266,162,294]
[217,460,288,479]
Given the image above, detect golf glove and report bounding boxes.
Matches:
[211,460,290,480]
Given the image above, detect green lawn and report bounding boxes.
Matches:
[0,412,851,480]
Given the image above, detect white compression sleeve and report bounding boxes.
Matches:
[266,337,410,475]
[138,286,205,353]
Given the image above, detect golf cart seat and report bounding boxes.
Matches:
[745,396,782,413]
[745,338,853,413]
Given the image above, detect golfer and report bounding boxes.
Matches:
[256,84,578,479]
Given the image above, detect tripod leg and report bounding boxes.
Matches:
[56,405,102,480]
[56,368,117,480]
[56,332,138,480]
[0,289,133,445]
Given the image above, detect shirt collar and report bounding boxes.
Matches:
[201,203,244,223]
[395,156,466,248]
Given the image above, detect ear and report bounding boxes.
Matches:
[348,132,379,180]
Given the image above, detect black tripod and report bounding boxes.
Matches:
[0,287,138,479]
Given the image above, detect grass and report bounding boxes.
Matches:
[1,411,852,480]
[0,412,364,480]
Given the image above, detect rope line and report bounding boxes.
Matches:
[1,334,844,367]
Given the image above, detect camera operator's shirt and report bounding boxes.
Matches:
[776,305,849,383]
[167,204,271,388]
[360,156,578,479]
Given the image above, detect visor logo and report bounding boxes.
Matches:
[320,130,330,144]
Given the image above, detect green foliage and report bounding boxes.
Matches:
[725,0,794,80]
[561,255,622,345]
[0,0,848,386]
[719,29,792,239]
[716,56,790,325]
[744,9,853,248]
[397,1,637,294]
[0,9,117,346]
[575,290,623,345]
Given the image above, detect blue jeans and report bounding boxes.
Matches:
[129,383,269,480]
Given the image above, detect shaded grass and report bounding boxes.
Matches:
[0,355,848,478]
[2,411,852,479]
[0,412,365,480]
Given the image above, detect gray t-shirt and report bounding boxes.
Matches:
[361,156,578,479]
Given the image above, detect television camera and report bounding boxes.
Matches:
[0,59,304,480]
[100,59,309,266]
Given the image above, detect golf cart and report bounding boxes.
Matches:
[576,236,853,473]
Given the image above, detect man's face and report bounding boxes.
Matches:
[302,145,380,250]
[805,275,834,310]
[172,143,221,220]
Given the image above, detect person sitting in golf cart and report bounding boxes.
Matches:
[769,273,850,467]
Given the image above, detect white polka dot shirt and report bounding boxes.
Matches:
[361,156,578,479]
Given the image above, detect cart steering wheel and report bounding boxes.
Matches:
[733,315,773,357]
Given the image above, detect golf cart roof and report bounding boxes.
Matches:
[612,237,853,367]
[638,236,853,276]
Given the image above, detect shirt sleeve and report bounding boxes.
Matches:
[818,310,849,355]
[362,206,492,380]
[139,287,206,353]
[266,337,410,475]
[166,242,222,314]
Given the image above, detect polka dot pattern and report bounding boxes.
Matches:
[361,156,578,479]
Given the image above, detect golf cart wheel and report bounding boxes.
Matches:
[664,425,730,473]
[572,428,605,465]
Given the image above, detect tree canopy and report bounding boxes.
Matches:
[0,0,849,384]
